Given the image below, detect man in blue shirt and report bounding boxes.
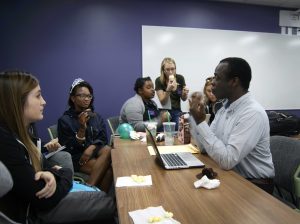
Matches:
[189,57,275,194]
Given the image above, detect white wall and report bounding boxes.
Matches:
[142,25,300,111]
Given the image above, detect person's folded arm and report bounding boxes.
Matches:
[1,144,72,211]
[31,166,73,211]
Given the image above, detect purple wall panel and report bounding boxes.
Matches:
[0,0,296,140]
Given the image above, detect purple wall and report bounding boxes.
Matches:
[0,0,297,140]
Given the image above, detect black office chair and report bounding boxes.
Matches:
[270,135,300,209]
[107,116,120,146]
[47,124,58,140]
[0,162,21,224]
[107,116,120,135]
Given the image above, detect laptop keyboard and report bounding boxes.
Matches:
[161,153,188,166]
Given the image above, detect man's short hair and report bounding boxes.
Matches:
[220,57,252,90]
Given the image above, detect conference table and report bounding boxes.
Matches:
[111,137,300,224]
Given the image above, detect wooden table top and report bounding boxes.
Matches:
[112,137,300,224]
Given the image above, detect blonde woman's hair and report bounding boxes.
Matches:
[159,57,176,84]
[0,70,41,172]
[203,77,214,104]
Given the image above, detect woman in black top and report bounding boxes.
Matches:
[155,57,189,129]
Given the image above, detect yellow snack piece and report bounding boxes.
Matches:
[148,217,154,223]
[153,216,161,222]
[147,216,162,223]
[147,211,174,223]
[131,175,145,183]
[131,175,137,179]
[164,211,174,218]
[137,176,145,182]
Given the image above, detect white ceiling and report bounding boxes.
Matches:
[211,0,300,9]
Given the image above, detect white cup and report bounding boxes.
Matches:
[145,121,157,138]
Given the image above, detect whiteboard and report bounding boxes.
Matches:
[142,26,300,111]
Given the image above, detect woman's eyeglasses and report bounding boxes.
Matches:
[75,94,93,100]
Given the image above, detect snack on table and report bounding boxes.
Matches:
[147,211,174,223]
[148,216,162,223]
[164,211,174,218]
[131,175,145,183]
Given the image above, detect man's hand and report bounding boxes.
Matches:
[35,171,57,199]
[189,93,206,125]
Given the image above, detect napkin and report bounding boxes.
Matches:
[130,131,141,140]
[129,131,147,141]
[116,175,152,187]
[129,206,180,224]
[194,175,220,189]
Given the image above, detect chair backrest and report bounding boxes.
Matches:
[0,162,22,224]
[47,124,58,139]
[0,212,21,224]
[270,135,300,207]
[107,116,120,135]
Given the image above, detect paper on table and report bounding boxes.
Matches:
[147,144,199,156]
[129,206,180,224]
[116,175,152,187]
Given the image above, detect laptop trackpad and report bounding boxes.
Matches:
[177,152,205,167]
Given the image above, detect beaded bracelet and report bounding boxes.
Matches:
[76,133,86,141]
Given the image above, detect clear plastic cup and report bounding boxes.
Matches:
[163,122,176,146]
[145,121,157,138]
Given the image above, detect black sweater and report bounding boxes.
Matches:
[0,126,73,223]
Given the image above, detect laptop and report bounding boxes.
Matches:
[145,126,205,170]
